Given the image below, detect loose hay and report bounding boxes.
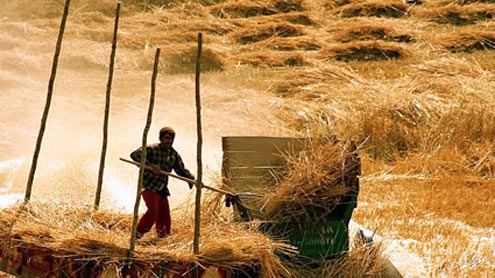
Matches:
[336,1,409,18]
[262,142,359,222]
[231,50,309,67]
[230,22,306,44]
[321,40,410,61]
[333,21,414,43]
[0,199,292,276]
[210,0,306,18]
[420,3,495,25]
[246,36,324,51]
[438,29,495,52]
[159,44,226,74]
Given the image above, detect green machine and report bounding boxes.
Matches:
[221,136,360,260]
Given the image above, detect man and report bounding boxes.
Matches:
[130,126,195,239]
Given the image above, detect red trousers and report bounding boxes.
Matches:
[137,189,171,238]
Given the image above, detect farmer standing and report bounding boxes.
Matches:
[130,126,195,238]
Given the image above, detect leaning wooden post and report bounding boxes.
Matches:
[193,32,203,255]
[25,0,71,202]
[94,2,121,210]
[128,48,161,257]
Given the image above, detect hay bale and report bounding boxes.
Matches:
[337,1,409,18]
[321,41,410,61]
[438,29,495,52]
[421,4,495,25]
[231,22,306,44]
[232,51,309,67]
[333,21,414,43]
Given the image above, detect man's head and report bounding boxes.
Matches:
[159,126,175,148]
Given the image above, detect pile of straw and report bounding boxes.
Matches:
[420,3,495,26]
[333,21,414,43]
[246,36,323,51]
[321,40,411,61]
[437,29,495,52]
[336,1,409,18]
[0,198,292,277]
[230,22,306,44]
[210,0,306,18]
[262,142,358,222]
[231,50,308,67]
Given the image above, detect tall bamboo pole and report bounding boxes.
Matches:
[94,3,121,210]
[193,33,203,255]
[25,0,71,203]
[128,48,161,257]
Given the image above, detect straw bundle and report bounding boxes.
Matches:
[262,142,357,222]
[336,1,409,18]
[0,198,294,276]
[333,21,414,43]
[249,11,316,26]
[322,0,353,10]
[438,29,495,52]
[231,50,309,67]
[269,63,364,97]
[159,44,226,74]
[246,36,324,51]
[230,22,306,44]
[321,40,411,61]
[412,57,490,79]
[420,3,495,25]
[210,0,306,18]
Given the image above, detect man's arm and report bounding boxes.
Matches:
[173,152,195,182]
[130,147,161,174]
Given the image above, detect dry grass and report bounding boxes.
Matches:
[262,142,355,221]
[0,198,293,276]
[230,50,309,67]
[245,36,324,51]
[321,40,411,61]
[354,172,495,276]
[210,0,307,18]
[437,28,495,52]
[336,1,410,18]
[419,3,495,25]
[333,21,414,43]
[230,22,306,44]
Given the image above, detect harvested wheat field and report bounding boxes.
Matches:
[1,0,495,277]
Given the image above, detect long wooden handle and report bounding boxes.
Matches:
[119,157,235,196]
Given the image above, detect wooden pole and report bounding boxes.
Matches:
[94,2,121,210]
[193,33,203,255]
[128,48,161,257]
[25,0,71,203]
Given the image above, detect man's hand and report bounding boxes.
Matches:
[150,164,161,174]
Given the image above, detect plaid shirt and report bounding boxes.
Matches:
[130,143,194,196]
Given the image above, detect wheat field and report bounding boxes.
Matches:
[1,0,495,277]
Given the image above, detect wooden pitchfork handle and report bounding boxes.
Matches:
[119,158,261,198]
